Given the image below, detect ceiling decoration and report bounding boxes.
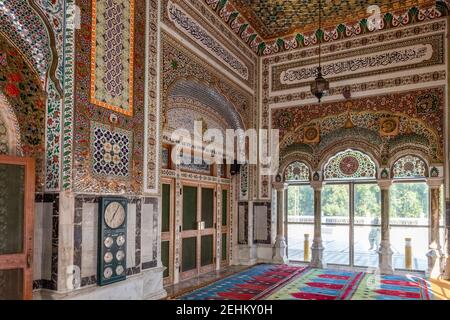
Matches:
[204,0,448,55]
[230,0,434,39]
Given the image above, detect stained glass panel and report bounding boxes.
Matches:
[284,161,310,182]
[324,150,376,180]
[392,155,427,178]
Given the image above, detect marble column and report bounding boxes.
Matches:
[377,180,394,274]
[310,181,325,268]
[443,201,450,280]
[426,178,443,278]
[272,182,288,264]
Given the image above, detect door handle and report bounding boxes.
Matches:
[26,252,32,268]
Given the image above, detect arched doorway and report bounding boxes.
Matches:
[321,149,380,268]
[286,149,382,268]
[389,154,438,271]
[0,33,46,299]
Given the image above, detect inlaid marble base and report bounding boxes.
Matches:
[33,267,167,300]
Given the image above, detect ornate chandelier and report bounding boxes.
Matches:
[310,0,329,103]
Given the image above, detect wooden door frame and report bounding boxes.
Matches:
[161,178,175,286]
[0,155,35,300]
[220,184,231,268]
[179,180,217,281]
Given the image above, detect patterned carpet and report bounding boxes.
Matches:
[178,264,307,300]
[352,274,432,300]
[177,264,433,300]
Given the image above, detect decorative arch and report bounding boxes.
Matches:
[283,161,311,182]
[0,0,59,87]
[279,148,314,178]
[162,35,253,131]
[278,107,443,166]
[0,34,46,187]
[166,79,245,131]
[391,154,429,179]
[323,149,377,181]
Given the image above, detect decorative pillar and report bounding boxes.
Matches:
[377,180,394,274]
[444,201,450,280]
[272,182,288,264]
[310,181,325,268]
[426,178,443,278]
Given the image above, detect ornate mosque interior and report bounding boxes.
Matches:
[1,0,450,301]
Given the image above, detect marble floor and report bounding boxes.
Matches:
[164,265,250,299]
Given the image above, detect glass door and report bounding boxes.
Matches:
[199,187,215,274]
[390,182,429,271]
[286,184,314,262]
[353,183,381,268]
[180,184,198,280]
[220,186,230,267]
[161,179,174,285]
[321,184,351,265]
[0,155,35,300]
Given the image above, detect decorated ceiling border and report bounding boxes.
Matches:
[203,0,448,56]
[165,0,251,83]
[271,33,444,92]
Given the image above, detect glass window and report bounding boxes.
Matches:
[287,185,314,262]
[321,184,350,265]
[390,182,429,271]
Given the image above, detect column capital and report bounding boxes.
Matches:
[377,180,393,190]
[272,182,288,191]
[427,177,444,189]
[310,181,323,191]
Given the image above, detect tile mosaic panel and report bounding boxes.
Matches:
[90,0,135,116]
[145,0,160,193]
[61,0,77,190]
[74,0,145,194]
[90,121,133,178]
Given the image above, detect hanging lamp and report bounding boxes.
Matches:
[310,0,329,103]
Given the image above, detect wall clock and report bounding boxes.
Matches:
[98,197,128,286]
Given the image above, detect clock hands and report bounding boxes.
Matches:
[111,204,120,223]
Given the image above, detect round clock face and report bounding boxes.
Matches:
[116,250,125,261]
[116,265,124,276]
[104,267,113,279]
[104,237,114,248]
[104,202,125,229]
[116,235,126,247]
[104,252,113,264]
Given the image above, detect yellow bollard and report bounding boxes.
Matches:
[304,234,310,261]
[405,237,412,269]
